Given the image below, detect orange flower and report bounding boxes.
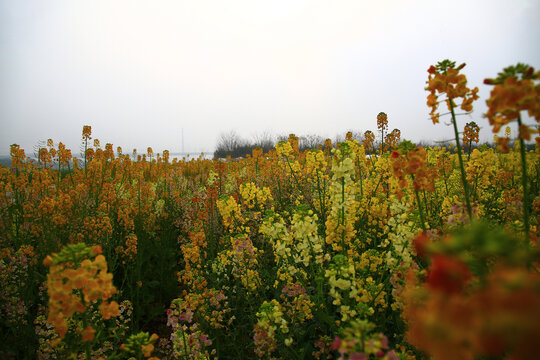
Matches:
[426,60,478,124]
[484,64,540,134]
[45,243,120,339]
[141,343,154,357]
[496,137,510,153]
[463,121,480,146]
[377,112,388,131]
[81,326,95,342]
[92,245,103,255]
[362,130,375,151]
[82,125,92,140]
[43,255,53,267]
[99,300,120,319]
[324,138,332,149]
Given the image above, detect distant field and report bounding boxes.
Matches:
[0,156,11,167]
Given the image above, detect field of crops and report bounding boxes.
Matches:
[1,61,539,359]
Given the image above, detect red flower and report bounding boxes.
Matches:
[331,336,342,350]
[413,232,429,258]
[427,255,472,294]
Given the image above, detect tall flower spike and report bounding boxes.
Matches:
[82,125,92,140]
[426,60,479,124]
[426,60,477,221]
[484,64,539,242]
[484,64,540,135]
[363,130,375,153]
[377,112,388,153]
[463,122,480,146]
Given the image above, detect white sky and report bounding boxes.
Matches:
[1,0,539,155]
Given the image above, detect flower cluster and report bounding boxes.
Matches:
[362,130,375,152]
[331,320,399,360]
[1,60,539,359]
[239,182,273,210]
[253,300,290,357]
[43,244,119,339]
[384,128,401,151]
[484,63,540,135]
[426,60,479,123]
[390,146,434,192]
[121,332,159,359]
[216,195,245,232]
[463,121,480,146]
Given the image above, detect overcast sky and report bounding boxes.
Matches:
[1,0,539,156]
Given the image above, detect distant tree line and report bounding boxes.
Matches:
[213,130,366,158]
[213,130,536,159]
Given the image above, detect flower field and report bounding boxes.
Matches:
[1,61,539,359]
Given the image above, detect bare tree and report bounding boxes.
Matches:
[299,134,325,151]
[252,131,275,152]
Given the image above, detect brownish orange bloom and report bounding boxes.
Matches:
[39,147,52,165]
[44,243,120,339]
[377,112,388,131]
[81,326,95,342]
[10,144,26,168]
[86,148,95,162]
[92,245,103,255]
[403,265,540,360]
[324,138,332,150]
[496,137,510,153]
[484,64,540,136]
[252,147,263,159]
[384,128,401,150]
[104,143,115,160]
[426,60,479,124]
[363,130,375,152]
[82,125,92,140]
[463,121,480,146]
[99,300,120,319]
[141,343,154,357]
[391,146,435,192]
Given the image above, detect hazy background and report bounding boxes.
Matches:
[1,0,539,156]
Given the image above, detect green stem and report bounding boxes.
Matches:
[84,138,88,176]
[414,188,426,232]
[340,176,345,249]
[284,154,317,214]
[449,98,473,220]
[517,115,530,242]
[380,128,385,156]
[315,169,327,228]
